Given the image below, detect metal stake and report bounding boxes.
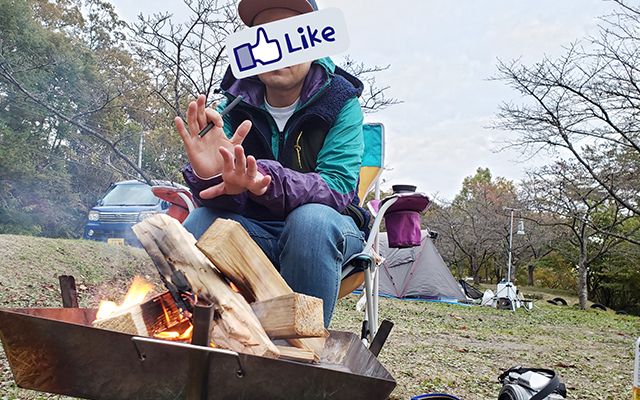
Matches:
[186,302,215,400]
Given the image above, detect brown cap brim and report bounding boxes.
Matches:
[238,0,315,26]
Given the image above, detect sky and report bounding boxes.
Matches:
[109,0,616,201]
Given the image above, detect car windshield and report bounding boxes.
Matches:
[99,183,159,206]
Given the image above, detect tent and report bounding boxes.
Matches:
[377,230,466,301]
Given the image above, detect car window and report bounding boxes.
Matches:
[99,184,159,206]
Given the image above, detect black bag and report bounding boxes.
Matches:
[498,366,567,400]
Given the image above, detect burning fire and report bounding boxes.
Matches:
[94,276,226,347]
[96,276,152,319]
[95,276,197,343]
[154,324,193,341]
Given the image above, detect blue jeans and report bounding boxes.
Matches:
[182,203,365,328]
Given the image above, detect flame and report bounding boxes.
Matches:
[96,276,152,319]
[94,278,219,348]
[154,324,193,341]
[229,281,240,293]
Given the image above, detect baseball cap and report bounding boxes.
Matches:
[238,0,319,26]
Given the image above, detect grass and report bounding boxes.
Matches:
[1,234,639,400]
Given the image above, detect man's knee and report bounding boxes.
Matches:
[285,204,346,236]
[182,207,225,239]
[282,204,364,256]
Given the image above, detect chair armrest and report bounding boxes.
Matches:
[152,185,197,212]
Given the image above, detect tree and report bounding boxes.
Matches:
[339,55,402,114]
[427,168,521,284]
[0,0,170,236]
[491,0,640,220]
[129,0,241,120]
[520,160,633,309]
[514,210,555,286]
[0,0,153,181]
[588,239,640,314]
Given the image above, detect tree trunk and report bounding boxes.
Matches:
[527,264,535,286]
[472,258,480,285]
[578,242,589,310]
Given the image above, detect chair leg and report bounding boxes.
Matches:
[361,320,369,342]
[368,319,394,357]
[363,268,377,343]
[373,268,379,324]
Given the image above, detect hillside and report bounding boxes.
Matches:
[1,234,638,399]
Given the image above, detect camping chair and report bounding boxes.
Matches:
[459,279,484,301]
[339,123,432,344]
[151,183,197,223]
[337,122,386,343]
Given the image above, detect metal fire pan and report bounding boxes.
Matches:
[0,308,396,399]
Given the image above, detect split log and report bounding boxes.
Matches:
[252,293,329,339]
[196,218,327,361]
[92,291,183,336]
[132,214,279,359]
[275,345,316,363]
[92,304,148,336]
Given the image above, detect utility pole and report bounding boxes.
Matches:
[138,131,144,170]
[503,207,524,283]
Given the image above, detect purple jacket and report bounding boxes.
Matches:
[183,58,369,231]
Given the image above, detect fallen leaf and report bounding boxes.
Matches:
[456,348,469,353]
[555,362,576,368]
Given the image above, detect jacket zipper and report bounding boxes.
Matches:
[294,131,303,169]
[277,80,331,161]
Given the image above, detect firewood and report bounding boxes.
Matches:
[195,218,290,303]
[92,292,183,337]
[93,305,148,336]
[132,214,279,359]
[275,345,316,363]
[196,218,327,361]
[251,293,329,339]
[142,292,184,334]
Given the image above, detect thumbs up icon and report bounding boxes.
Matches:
[233,27,283,72]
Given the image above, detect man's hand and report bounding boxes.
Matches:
[175,94,251,178]
[199,145,271,199]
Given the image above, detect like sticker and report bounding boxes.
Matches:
[226,8,349,79]
[234,27,283,72]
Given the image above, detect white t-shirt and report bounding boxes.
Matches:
[264,97,299,132]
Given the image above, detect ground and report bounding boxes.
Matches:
[0,234,638,399]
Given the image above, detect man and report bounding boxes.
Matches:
[174,0,368,328]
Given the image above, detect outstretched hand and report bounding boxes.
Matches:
[174,94,251,179]
[199,145,271,199]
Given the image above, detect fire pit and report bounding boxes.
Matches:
[1,216,397,399]
[0,307,396,400]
